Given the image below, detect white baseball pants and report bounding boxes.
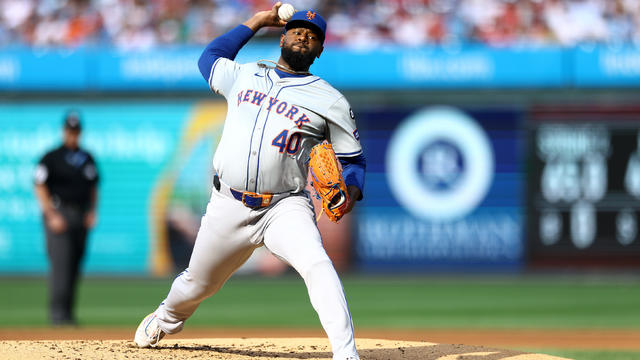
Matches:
[154,188,359,360]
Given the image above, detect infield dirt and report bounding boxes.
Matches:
[0,337,571,360]
[4,327,639,359]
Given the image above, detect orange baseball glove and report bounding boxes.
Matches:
[308,143,349,223]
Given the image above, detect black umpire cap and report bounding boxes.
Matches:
[63,110,82,131]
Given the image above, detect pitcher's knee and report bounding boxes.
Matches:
[173,270,221,302]
[189,278,224,301]
[298,258,335,282]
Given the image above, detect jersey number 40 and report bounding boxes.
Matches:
[272,130,301,155]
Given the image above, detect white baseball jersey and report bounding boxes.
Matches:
[207,58,362,194]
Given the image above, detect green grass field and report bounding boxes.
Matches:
[2,274,640,359]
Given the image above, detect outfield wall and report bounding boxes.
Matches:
[1,45,639,275]
[0,101,215,274]
[1,45,640,90]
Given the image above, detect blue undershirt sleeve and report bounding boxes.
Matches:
[339,154,366,200]
[198,24,255,80]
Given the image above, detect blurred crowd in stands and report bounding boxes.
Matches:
[0,0,639,49]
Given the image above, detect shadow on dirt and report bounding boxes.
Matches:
[155,343,528,359]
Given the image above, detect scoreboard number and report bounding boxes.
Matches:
[529,110,640,266]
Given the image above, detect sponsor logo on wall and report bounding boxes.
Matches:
[386,106,494,220]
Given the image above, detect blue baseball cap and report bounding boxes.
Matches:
[284,10,326,44]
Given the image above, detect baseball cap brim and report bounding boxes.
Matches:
[284,11,326,44]
[285,21,324,43]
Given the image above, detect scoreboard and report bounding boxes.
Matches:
[528,107,640,266]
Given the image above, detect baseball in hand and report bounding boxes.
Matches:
[278,3,296,21]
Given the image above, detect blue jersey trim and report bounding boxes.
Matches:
[335,150,362,157]
[208,58,221,91]
[274,67,309,78]
[254,77,321,192]
[245,69,274,190]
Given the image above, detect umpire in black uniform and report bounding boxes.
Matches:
[34,110,99,326]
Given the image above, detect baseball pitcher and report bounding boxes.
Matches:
[134,3,366,360]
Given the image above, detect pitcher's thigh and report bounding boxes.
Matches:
[263,197,330,275]
[186,193,258,289]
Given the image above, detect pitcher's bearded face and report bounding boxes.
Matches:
[280,27,323,72]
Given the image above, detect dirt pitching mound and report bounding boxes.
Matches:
[0,337,570,360]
